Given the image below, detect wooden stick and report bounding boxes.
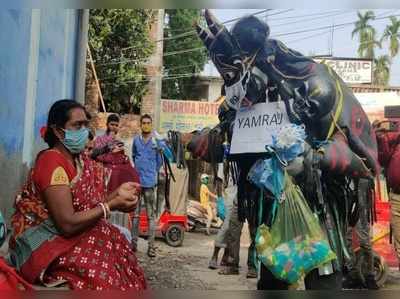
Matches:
[87,44,106,112]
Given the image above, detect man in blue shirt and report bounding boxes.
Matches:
[131,114,163,257]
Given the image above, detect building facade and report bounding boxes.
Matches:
[0,9,88,221]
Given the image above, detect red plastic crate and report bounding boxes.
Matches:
[375,201,390,222]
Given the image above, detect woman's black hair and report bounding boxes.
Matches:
[88,131,95,141]
[107,113,120,124]
[86,110,92,121]
[44,99,86,148]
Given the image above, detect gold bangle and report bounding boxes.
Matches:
[104,202,111,219]
[99,203,107,219]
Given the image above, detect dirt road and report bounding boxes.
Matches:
[136,224,400,290]
[136,224,257,290]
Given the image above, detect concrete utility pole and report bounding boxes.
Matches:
[329,21,334,57]
[140,9,164,131]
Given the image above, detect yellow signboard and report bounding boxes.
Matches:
[159,99,220,132]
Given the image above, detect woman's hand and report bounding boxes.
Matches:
[112,143,124,153]
[109,182,140,212]
[118,182,140,198]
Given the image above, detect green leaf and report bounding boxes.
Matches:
[87,9,156,113]
[162,9,208,100]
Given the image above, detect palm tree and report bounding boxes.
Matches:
[381,16,400,58]
[352,11,380,59]
[358,36,381,59]
[373,55,391,86]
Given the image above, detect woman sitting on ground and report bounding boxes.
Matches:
[8,99,147,290]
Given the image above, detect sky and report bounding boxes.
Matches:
[201,9,400,86]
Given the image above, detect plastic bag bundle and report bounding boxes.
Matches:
[248,124,306,199]
[255,173,336,284]
[248,158,284,199]
[272,124,307,164]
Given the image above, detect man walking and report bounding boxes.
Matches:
[218,193,258,278]
[343,178,379,289]
[131,114,163,257]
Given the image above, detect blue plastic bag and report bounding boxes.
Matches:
[272,124,307,164]
[247,124,306,200]
[162,145,174,163]
[216,196,225,221]
[248,157,285,199]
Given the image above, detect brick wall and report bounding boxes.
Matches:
[90,112,141,139]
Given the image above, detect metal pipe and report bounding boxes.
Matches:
[74,9,89,104]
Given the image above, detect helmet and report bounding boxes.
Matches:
[201,174,209,181]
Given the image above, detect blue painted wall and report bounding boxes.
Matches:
[0,10,32,156]
[0,9,84,221]
[34,10,79,139]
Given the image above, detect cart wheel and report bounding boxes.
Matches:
[188,222,196,232]
[165,224,184,247]
[356,250,389,288]
[371,251,389,288]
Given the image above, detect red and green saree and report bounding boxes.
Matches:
[9,150,147,290]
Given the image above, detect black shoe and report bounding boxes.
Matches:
[246,268,258,279]
[147,246,156,258]
[342,276,364,289]
[208,259,218,270]
[365,275,380,290]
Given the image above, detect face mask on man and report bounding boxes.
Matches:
[141,123,152,134]
[201,178,209,185]
[61,127,89,154]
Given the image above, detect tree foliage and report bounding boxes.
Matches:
[352,11,399,86]
[373,55,391,86]
[162,9,208,100]
[352,11,380,59]
[88,9,155,113]
[381,16,400,58]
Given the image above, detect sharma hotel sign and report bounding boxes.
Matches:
[159,99,219,132]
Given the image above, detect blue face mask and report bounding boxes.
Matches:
[0,211,5,248]
[62,127,89,154]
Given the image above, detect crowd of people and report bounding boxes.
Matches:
[0,98,399,291]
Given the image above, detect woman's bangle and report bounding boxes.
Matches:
[99,203,107,219]
[104,202,111,217]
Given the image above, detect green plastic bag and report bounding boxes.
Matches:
[256,172,336,284]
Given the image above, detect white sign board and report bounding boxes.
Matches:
[314,58,372,84]
[355,92,400,112]
[230,101,291,154]
[354,92,400,122]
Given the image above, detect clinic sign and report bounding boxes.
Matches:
[230,101,291,154]
[313,57,372,84]
[159,99,219,132]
